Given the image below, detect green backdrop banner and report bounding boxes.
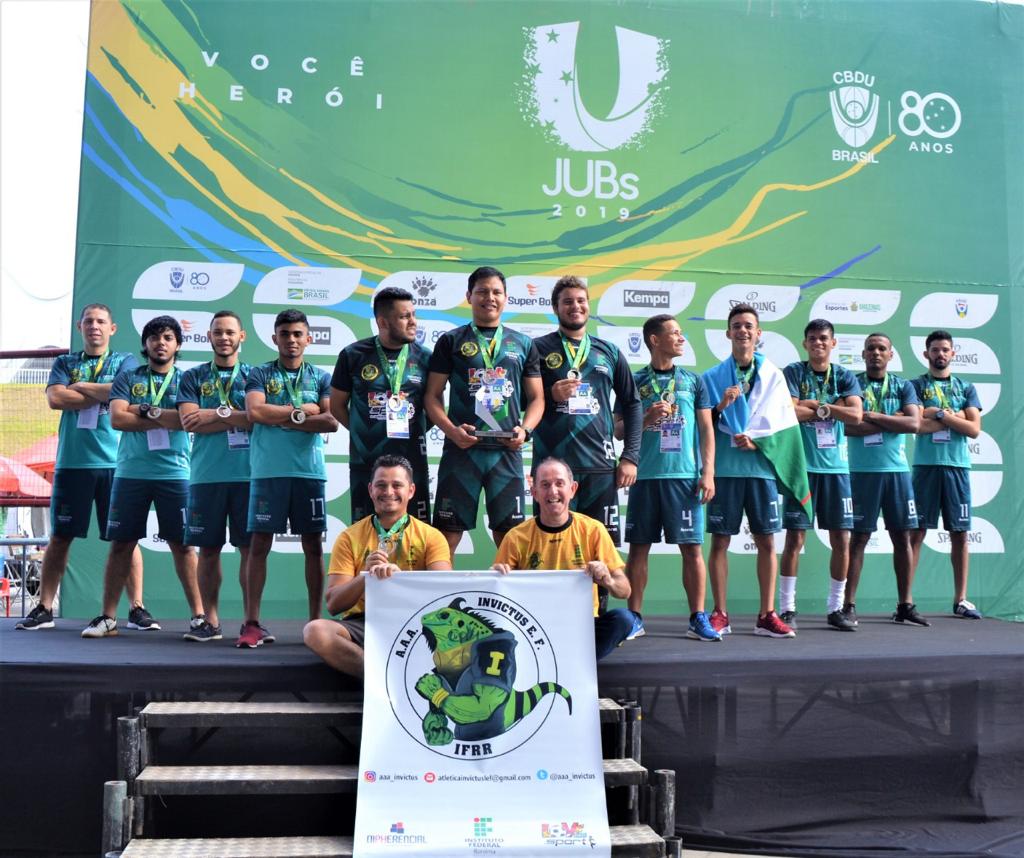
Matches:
[68,0,1024,620]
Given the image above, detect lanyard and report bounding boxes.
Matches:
[647,366,677,400]
[209,361,241,408]
[863,374,890,413]
[277,361,306,408]
[81,349,110,381]
[808,363,835,403]
[374,338,409,395]
[471,324,504,370]
[147,368,174,407]
[928,376,951,409]
[560,333,591,372]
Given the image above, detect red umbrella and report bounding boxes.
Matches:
[0,455,51,499]
[12,433,58,478]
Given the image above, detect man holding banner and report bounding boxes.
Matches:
[242,309,338,648]
[19,303,148,632]
[702,304,806,639]
[493,457,634,659]
[177,310,253,642]
[425,266,545,557]
[303,454,452,678]
[330,286,433,523]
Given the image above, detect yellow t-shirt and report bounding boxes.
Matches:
[494,513,624,616]
[328,515,451,616]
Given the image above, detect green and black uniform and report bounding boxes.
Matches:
[532,331,641,543]
[331,336,432,522]
[429,323,540,533]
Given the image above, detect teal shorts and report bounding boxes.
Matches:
[187,482,252,548]
[912,466,971,532]
[247,477,327,534]
[625,478,704,545]
[851,471,918,533]
[707,476,781,535]
[784,472,853,531]
[433,447,525,534]
[106,477,189,544]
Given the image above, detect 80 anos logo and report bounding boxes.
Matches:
[385,592,571,761]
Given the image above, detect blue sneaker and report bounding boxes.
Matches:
[625,612,645,641]
[953,599,982,619]
[686,611,723,642]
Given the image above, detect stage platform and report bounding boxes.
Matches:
[4,615,1024,857]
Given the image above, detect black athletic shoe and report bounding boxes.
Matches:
[16,604,54,630]
[183,620,222,642]
[841,603,858,627]
[126,605,161,631]
[893,602,931,626]
[779,610,798,630]
[827,610,857,631]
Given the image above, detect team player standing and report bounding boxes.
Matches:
[21,275,985,647]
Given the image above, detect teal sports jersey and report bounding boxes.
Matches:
[331,336,431,470]
[48,350,138,469]
[848,373,919,474]
[177,362,252,484]
[109,364,190,480]
[704,361,776,479]
[616,366,710,479]
[533,332,641,472]
[246,361,331,480]
[784,361,862,474]
[427,323,540,451]
[911,374,981,469]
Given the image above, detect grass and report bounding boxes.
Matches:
[0,384,59,459]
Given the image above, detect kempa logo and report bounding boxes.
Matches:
[386,593,571,761]
[518,22,669,151]
[623,288,670,309]
[309,326,332,345]
[829,70,879,149]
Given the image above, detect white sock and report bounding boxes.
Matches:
[827,578,847,613]
[779,576,797,612]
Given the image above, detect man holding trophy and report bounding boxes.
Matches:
[424,267,545,556]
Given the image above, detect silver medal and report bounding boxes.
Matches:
[388,395,403,411]
[291,408,307,424]
[566,369,581,382]
[216,404,232,419]
[741,381,751,395]
[816,404,831,420]
[148,406,162,419]
[661,390,675,405]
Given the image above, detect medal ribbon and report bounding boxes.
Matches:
[928,376,951,410]
[81,349,110,382]
[735,361,755,392]
[560,333,591,374]
[374,337,409,397]
[471,324,504,370]
[808,362,835,404]
[863,374,891,413]
[147,367,175,408]
[277,360,306,409]
[373,514,409,554]
[647,366,677,401]
[209,361,241,408]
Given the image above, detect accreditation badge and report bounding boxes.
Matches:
[933,428,951,443]
[76,404,100,430]
[659,420,683,453]
[226,427,250,449]
[146,428,170,451]
[863,433,884,447]
[567,383,594,415]
[386,395,411,439]
[814,420,837,449]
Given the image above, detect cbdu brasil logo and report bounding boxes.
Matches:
[386,593,572,760]
[518,22,669,151]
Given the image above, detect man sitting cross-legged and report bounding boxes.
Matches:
[303,455,452,678]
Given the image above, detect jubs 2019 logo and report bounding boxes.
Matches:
[386,593,572,761]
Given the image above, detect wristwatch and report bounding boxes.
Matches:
[519,426,532,441]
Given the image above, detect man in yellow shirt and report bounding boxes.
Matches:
[493,457,634,659]
[302,454,452,678]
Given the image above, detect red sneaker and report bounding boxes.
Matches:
[235,620,265,648]
[709,608,731,635]
[754,611,796,638]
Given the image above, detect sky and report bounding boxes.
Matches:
[1,0,90,351]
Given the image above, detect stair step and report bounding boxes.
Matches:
[599,697,625,723]
[121,825,663,857]
[140,701,361,729]
[134,759,646,796]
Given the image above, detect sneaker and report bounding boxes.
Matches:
[709,608,732,635]
[841,603,859,627]
[827,609,857,631]
[779,609,798,630]
[893,602,931,627]
[235,620,266,648]
[625,612,646,641]
[686,611,723,642]
[183,619,222,642]
[126,605,161,631]
[82,615,118,638]
[953,599,982,620]
[754,611,795,638]
[240,621,276,644]
[16,604,54,630]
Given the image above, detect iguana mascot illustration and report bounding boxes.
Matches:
[414,598,572,746]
